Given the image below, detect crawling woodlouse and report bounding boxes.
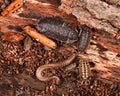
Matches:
[78,59,91,80]
[36,17,91,52]
[36,54,76,85]
[77,25,91,52]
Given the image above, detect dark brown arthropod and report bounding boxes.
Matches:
[36,17,91,52]
[77,25,91,52]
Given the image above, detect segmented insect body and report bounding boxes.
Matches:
[36,17,78,44]
[36,54,76,85]
[36,17,91,52]
[77,25,91,52]
[78,59,90,80]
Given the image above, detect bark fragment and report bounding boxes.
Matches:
[59,0,120,35]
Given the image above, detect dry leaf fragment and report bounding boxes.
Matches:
[1,32,24,42]
[23,26,57,49]
[1,0,23,16]
[24,36,32,52]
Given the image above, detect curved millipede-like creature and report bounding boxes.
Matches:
[36,54,76,85]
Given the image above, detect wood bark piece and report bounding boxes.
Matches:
[1,0,23,16]
[1,32,24,42]
[23,26,57,49]
[59,0,120,35]
[104,0,120,7]
[0,16,35,33]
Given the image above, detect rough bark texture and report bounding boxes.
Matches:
[0,0,120,95]
[59,0,120,83]
[59,0,120,35]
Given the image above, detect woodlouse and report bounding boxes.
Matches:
[36,17,91,52]
[77,25,91,52]
[36,54,76,85]
[36,17,78,44]
[78,59,91,80]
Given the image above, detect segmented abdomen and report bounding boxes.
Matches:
[78,25,91,52]
[36,17,78,43]
[78,59,90,80]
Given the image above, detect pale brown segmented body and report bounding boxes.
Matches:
[36,54,76,84]
[79,59,91,80]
